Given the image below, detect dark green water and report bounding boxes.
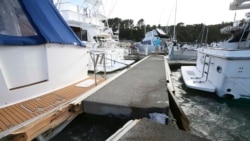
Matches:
[51,114,128,141]
[171,68,250,141]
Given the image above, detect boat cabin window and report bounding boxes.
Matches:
[0,0,37,36]
[70,26,88,41]
[80,30,88,41]
[142,40,152,45]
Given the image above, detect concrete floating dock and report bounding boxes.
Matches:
[52,55,209,141]
[107,118,209,141]
[83,56,169,118]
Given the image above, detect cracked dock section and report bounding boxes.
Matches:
[83,56,169,118]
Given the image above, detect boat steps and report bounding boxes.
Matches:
[181,66,216,92]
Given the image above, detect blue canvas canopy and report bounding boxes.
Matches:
[0,0,85,46]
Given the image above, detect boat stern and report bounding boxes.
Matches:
[181,66,216,92]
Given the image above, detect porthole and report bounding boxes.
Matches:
[216,66,222,73]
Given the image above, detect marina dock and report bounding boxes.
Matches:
[107,118,208,141]
[83,56,169,118]
[78,55,206,140]
[52,55,208,141]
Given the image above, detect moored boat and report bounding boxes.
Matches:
[0,0,105,140]
[167,42,197,61]
[137,28,169,55]
[54,0,135,73]
[181,0,250,99]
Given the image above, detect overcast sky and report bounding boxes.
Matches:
[102,0,250,26]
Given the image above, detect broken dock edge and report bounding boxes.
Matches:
[164,56,190,131]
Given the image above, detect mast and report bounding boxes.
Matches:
[144,22,146,36]
[205,28,209,45]
[234,12,236,22]
[173,0,177,41]
[100,0,110,28]
[201,25,205,44]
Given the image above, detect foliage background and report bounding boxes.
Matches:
[106,18,233,44]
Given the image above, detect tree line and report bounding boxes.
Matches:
[105,17,235,44]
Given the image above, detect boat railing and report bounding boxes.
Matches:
[55,2,84,14]
[237,21,250,49]
[55,2,104,27]
[89,50,107,85]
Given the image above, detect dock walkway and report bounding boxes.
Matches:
[83,56,169,118]
[54,56,208,141]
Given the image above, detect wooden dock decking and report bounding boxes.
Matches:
[0,76,105,140]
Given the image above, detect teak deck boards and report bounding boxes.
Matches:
[0,76,105,136]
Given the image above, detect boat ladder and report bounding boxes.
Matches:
[191,55,211,83]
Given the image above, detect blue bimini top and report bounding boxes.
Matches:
[0,0,85,47]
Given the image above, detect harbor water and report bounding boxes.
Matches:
[51,114,128,141]
[171,67,250,141]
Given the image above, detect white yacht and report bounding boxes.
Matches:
[181,0,250,99]
[0,0,105,140]
[54,0,135,73]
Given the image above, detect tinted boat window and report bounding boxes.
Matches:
[0,0,37,36]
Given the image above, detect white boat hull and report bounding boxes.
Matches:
[0,44,89,107]
[181,48,250,99]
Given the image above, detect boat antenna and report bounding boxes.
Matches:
[103,0,118,28]
[101,0,110,28]
[205,27,209,45]
[79,0,87,11]
[158,8,165,26]
[201,25,204,44]
[173,0,178,41]
[165,2,174,37]
[144,22,146,35]
[106,0,118,19]
[234,12,236,22]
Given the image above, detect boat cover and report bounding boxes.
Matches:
[0,0,85,46]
